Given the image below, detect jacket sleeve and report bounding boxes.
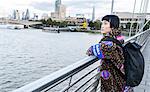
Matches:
[91,43,104,59]
[86,44,103,59]
[87,41,114,59]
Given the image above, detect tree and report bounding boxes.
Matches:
[120,25,124,31]
[47,18,52,25]
[40,19,47,24]
[94,20,101,30]
[88,21,94,29]
[126,22,131,29]
[132,22,138,29]
[52,20,57,27]
[56,22,60,27]
[59,21,68,27]
[143,20,150,31]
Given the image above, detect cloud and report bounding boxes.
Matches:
[0,0,149,19]
[29,0,112,18]
[64,0,112,18]
[30,1,54,11]
[64,0,111,9]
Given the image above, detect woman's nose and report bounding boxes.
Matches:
[101,25,104,29]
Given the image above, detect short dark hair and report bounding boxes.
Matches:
[102,15,120,29]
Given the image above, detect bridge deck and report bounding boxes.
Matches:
[134,37,150,92]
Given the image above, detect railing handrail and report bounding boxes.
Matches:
[12,29,150,92]
[12,56,98,92]
[124,29,150,44]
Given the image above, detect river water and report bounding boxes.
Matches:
[0,28,103,92]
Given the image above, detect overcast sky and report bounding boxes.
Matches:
[0,0,150,19]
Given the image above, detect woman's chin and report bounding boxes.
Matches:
[101,31,105,34]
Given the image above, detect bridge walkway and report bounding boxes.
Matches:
[134,37,150,92]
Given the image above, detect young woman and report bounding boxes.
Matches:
[86,15,133,92]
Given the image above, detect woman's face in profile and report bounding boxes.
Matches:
[101,20,111,34]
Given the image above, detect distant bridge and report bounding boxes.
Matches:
[0,19,42,26]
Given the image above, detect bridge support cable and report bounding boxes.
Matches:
[129,0,137,37]
[138,0,149,33]
[111,0,114,14]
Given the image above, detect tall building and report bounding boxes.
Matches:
[13,10,20,20]
[25,9,30,20]
[58,4,66,19]
[33,13,38,20]
[16,10,20,20]
[92,6,95,21]
[13,10,16,19]
[55,0,61,12]
[22,12,25,20]
[51,0,66,19]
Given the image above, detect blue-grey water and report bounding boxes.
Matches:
[0,28,103,92]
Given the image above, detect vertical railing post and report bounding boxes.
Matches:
[90,66,100,92]
[67,76,72,92]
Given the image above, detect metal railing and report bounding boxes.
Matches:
[12,29,150,92]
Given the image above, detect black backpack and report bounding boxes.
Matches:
[101,37,145,87]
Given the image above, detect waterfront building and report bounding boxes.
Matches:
[25,9,30,20]
[58,4,66,19]
[41,13,49,20]
[113,12,150,28]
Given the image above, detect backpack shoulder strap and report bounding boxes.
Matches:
[101,36,123,48]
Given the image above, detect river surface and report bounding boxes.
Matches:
[0,28,103,92]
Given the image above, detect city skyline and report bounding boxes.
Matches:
[0,0,150,19]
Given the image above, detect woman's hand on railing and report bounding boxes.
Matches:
[86,47,93,56]
[86,44,103,59]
